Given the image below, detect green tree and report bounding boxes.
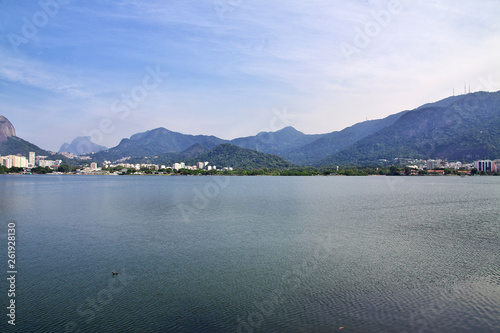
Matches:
[390,165,400,175]
[58,164,71,173]
[32,166,48,174]
[7,167,24,173]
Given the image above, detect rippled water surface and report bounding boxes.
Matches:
[1,175,499,332]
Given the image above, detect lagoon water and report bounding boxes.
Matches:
[1,175,499,332]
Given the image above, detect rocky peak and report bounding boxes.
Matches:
[0,115,16,143]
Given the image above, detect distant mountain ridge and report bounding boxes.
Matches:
[90,127,228,162]
[319,91,500,165]
[230,126,322,157]
[283,111,408,165]
[85,91,500,166]
[89,112,408,165]
[59,136,108,155]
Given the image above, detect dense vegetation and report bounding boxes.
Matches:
[283,111,407,165]
[0,166,53,174]
[320,92,500,165]
[186,144,293,169]
[109,165,497,176]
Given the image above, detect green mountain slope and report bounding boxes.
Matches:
[230,126,322,157]
[188,144,293,169]
[0,136,72,164]
[319,91,500,165]
[284,111,407,165]
[1,136,52,156]
[90,127,228,161]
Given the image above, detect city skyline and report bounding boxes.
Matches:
[1,0,500,151]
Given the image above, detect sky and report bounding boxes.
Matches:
[1,0,500,151]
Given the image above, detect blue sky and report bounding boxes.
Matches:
[1,0,500,151]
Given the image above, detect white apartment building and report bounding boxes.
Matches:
[39,160,55,168]
[475,160,493,172]
[1,155,28,168]
[426,159,442,169]
[1,156,13,168]
[29,152,35,167]
[494,160,500,173]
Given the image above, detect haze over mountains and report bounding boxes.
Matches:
[59,136,108,156]
[2,91,500,167]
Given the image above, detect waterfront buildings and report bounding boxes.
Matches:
[475,160,492,172]
[0,150,498,175]
[1,155,28,168]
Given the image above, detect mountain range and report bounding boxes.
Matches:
[2,91,500,168]
[320,91,500,165]
[88,91,500,166]
[88,109,408,165]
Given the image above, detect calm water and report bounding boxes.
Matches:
[0,175,499,332]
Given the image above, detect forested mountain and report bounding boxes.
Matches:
[90,127,228,161]
[319,91,500,165]
[283,111,407,165]
[187,144,292,169]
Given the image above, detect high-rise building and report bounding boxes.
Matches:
[29,152,35,167]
